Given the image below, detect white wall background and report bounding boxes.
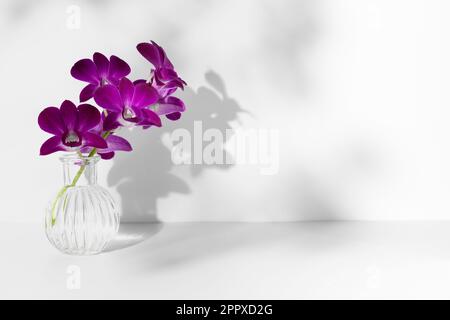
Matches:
[2,0,450,222]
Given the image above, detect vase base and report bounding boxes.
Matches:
[56,249,104,256]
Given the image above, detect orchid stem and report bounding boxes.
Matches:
[50,131,111,226]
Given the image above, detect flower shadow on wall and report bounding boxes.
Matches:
[106,70,246,251]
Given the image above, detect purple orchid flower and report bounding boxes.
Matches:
[71,52,131,102]
[96,134,132,160]
[136,41,186,89]
[38,100,107,155]
[133,79,185,121]
[94,77,162,128]
[134,79,185,121]
[80,114,132,160]
[136,41,187,121]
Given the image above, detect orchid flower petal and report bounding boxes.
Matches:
[141,108,162,127]
[77,104,101,132]
[82,132,107,149]
[94,85,123,112]
[108,55,131,84]
[79,83,97,102]
[152,40,174,69]
[166,112,182,121]
[118,78,134,107]
[60,100,78,131]
[132,83,159,109]
[106,135,132,152]
[103,112,121,131]
[137,42,162,67]
[70,59,99,84]
[40,136,66,155]
[98,151,115,160]
[155,96,186,115]
[158,68,179,81]
[38,107,65,135]
[133,79,147,85]
[93,52,109,79]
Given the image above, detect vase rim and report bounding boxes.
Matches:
[59,153,100,164]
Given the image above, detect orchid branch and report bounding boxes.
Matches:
[40,41,187,227]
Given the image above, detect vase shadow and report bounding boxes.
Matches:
[106,70,245,251]
[105,223,163,252]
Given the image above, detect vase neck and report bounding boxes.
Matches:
[60,154,99,186]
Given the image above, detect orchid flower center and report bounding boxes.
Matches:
[63,131,81,147]
[122,107,136,120]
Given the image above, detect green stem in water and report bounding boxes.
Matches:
[50,131,111,226]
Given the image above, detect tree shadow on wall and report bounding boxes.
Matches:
[106,70,246,251]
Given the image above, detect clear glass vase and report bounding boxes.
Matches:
[45,154,120,255]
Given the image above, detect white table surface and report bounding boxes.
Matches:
[1,221,450,299]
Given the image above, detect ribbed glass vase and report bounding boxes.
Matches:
[45,154,120,255]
